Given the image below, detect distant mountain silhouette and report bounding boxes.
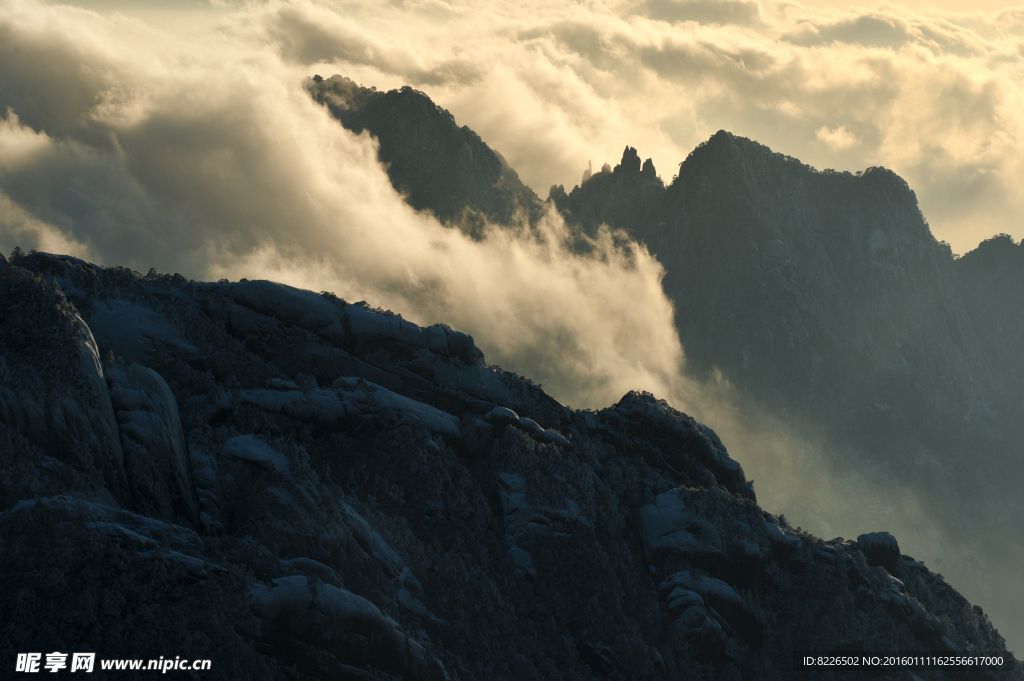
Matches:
[307,75,543,236]
[562,132,995,451]
[550,145,665,238]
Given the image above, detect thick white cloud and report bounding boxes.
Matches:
[17,1,1021,260]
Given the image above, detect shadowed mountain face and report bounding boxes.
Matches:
[563,134,985,429]
[553,132,1022,471]
[0,250,1019,680]
[651,134,993,449]
[306,75,543,236]
[955,234,1024,406]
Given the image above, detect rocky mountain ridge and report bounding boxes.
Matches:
[1,249,1019,679]
[552,132,1024,501]
[954,233,1024,409]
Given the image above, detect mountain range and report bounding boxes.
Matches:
[0,75,1021,679]
[304,74,1024,653]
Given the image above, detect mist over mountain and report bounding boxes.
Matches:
[307,75,544,236]
[1,249,1019,680]
[564,133,995,433]
[559,131,1009,477]
[552,131,1024,481]
[307,78,1024,653]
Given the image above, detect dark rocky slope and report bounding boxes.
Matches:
[306,75,543,236]
[1,250,1019,680]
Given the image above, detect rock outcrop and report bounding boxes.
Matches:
[614,146,641,173]
[0,249,1018,680]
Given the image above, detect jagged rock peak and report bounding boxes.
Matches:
[615,145,641,173]
[581,160,593,185]
[308,74,380,113]
[681,130,805,174]
[642,157,656,177]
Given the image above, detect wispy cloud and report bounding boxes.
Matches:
[815,123,857,149]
